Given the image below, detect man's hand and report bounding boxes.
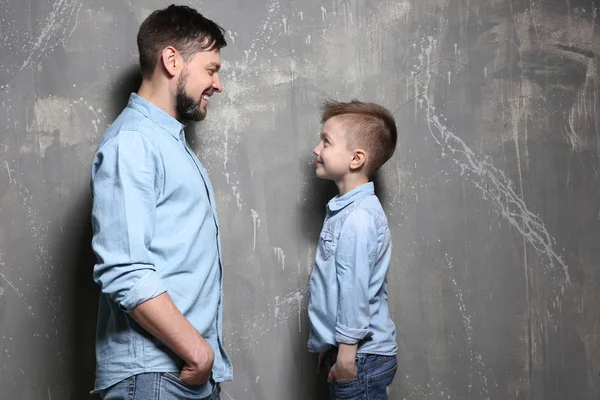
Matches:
[129,293,216,386]
[180,341,215,385]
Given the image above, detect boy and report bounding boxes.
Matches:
[308,100,398,399]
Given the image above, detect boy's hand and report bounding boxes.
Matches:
[317,352,326,374]
[327,358,356,383]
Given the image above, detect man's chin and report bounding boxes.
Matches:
[181,109,206,122]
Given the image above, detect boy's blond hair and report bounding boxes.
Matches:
[321,99,397,175]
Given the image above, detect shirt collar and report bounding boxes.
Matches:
[327,182,374,212]
[127,93,185,140]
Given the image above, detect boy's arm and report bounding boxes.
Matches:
[331,209,376,377]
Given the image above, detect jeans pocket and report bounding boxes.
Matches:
[366,359,397,400]
[335,375,359,385]
[331,375,362,400]
[161,372,210,399]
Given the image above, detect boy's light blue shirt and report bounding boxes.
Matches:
[90,93,232,393]
[308,182,398,355]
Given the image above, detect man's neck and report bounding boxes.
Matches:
[137,79,178,120]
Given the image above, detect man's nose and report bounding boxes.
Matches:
[213,74,223,93]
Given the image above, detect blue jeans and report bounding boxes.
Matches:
[326,351,398,400]
[99,373,220,400]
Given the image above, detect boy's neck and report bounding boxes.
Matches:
[336,174,369,196]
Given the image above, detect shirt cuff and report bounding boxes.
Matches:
[335,322,372,344]
[119,270,168,312]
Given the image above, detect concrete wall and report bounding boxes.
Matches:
[1,0,599,399]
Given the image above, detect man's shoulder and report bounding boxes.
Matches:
[99,108,159,148]
[98,114,160,155]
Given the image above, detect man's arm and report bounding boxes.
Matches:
[329,209,375,381]
[131,293,214,384]
[91,131,212,384]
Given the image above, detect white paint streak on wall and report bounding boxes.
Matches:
[221,388,235,400]
[274,247,286,270]
[251,209,260,251]
[20,0,82,70]
[227,30,237,44]
[413,34,571,288]
[0,271,37,320]
[228,287,308,354]
[445,254,494,398]
[295,291,303,333]
[274,296,279,318]
[5,161,12,184]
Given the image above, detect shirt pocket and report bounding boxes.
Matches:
[318,230,335,260]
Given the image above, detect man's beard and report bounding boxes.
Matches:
[175,71,206,122]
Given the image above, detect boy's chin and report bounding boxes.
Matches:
[315,169,329,180]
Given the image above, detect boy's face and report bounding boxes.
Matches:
[313,116,355,182]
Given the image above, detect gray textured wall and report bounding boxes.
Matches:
[1,0,600,399]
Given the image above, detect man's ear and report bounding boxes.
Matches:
[350,149,366,171]
[160,46,180,78]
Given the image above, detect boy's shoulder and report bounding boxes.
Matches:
[344,194,388,229]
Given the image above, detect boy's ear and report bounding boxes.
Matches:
[350,149,366,170]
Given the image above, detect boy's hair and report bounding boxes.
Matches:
[321,99,397,174]
[137,5,227,78]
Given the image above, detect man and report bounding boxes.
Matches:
[90,5,232,399]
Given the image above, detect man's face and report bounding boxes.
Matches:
[176,49,222,121]
[313,116,355,182]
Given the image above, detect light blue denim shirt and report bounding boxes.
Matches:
[90,93,232,393]
[308,182,398,355]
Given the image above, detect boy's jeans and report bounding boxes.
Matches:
[326,351,398,400]
[99,373,220,400]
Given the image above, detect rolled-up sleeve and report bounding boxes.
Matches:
[334,209,376,344]
[91,130,167,312]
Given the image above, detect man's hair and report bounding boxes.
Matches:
[137,5,227,77]
[321,99,397,174]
